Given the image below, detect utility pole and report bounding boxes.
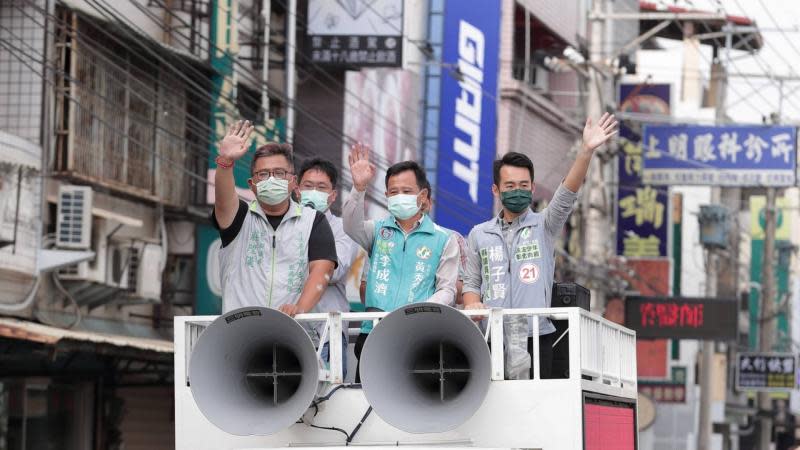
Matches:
[754,42,783,450]
[697,22,730,450]
[583,0,611,309]
[697,204,718,450]
[285,0,297,143]
[756,149,779,450]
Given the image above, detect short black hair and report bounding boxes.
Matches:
[385,161,428,191]
[493,152,534,185]
[298,157,338,187]
[251,143,294,174]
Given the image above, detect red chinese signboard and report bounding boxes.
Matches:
[639,301,704,329]
[625,296,737,340]
[639,382,687,403]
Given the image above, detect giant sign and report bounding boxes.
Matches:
[642,125,797,186]
[434,0,501,235]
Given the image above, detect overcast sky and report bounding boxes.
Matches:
[672,0,800,124]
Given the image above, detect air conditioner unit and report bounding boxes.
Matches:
[56,185,93,249]
[58,217,107,284]
[135,244,162,300]
[106,242,136,290]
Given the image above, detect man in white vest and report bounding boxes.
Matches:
[211,120,337,315]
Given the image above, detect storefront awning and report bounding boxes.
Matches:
[0,317,173,354]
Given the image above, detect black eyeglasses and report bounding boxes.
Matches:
[253,169,293,181]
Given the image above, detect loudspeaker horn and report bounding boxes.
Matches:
[189,307,320,435]
[360,302,491,433]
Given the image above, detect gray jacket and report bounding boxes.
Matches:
[219,199,317,312]
[463,184,578,335]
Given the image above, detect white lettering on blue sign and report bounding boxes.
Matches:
[452,20,485,204]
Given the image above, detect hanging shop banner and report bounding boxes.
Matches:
[434,0,501,235]
[736,352,796,391]
[306,0,403,66]
[625,296,737,340]
[641,125,797,187]
[616,84,671,258]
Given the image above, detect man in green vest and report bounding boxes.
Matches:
[343,143,460,381]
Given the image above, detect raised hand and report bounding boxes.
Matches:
[582,112,618,154]
[348,142,376,192]
[219,120,255,161]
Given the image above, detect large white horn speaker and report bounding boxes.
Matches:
[360,303,491,433]
[189,307,319,435]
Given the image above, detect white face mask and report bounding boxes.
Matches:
[256,177,289,205]
[300,189,330,212]
[387,193,420,220]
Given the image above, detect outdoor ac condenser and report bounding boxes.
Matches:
[56,185,93,249]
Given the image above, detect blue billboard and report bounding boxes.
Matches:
[642,125,797,187]
[434,0,501,235]
[616,84,671,258]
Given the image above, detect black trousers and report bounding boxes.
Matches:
[529,332,555,379]
[353,332,556,382]
[353,332,369,383]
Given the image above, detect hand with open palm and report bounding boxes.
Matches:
[348,142,376,192]
[219,120,255,162]
[581,112,618,155]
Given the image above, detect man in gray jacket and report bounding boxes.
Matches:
[462,113,618,379]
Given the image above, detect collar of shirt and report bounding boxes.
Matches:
[249,198,303,222]
[498,208,530,230]
[393,214,425,235]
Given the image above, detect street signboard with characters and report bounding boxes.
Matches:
[736,352,796,391]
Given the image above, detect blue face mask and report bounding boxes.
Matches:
[387,193,421,220]
[256,177,289,205]
[300,189,330,212]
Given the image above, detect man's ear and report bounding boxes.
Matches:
[418,188,428,203]
[491,184,499,197]
[329,189,338,206]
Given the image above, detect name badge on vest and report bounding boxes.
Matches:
[514,239,541,261]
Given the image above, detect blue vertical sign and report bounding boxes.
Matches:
[434,0,501,235]
[616,84,671,258]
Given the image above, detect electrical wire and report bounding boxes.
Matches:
[9,0,496,224]
[69,0,478,211]
[9,0,394,204]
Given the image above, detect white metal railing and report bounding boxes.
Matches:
[182,307,637,390]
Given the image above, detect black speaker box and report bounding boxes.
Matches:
[551,282,590,310]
